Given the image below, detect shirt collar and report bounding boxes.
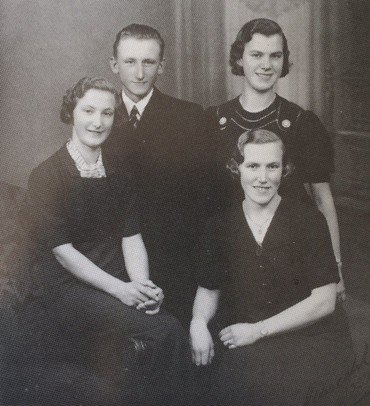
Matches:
[66,138,106,178]
[121,88,154,117]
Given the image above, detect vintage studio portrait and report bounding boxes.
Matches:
[0,0,369,405]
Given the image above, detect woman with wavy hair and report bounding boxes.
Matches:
[191,129,353,405]
[23,77,188,405]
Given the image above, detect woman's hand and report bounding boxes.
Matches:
[190,318,215,366]
[114,280,160,308]
[219,323,260,349]
[135,280,164,315]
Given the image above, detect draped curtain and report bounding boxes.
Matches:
[171,0,227,106]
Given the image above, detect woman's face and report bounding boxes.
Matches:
[239,33,284,94]
[72,88,115,150]
[239,141,283,206]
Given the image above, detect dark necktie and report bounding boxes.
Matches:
[129,106,140,129]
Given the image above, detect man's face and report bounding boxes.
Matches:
[110,37,164,103]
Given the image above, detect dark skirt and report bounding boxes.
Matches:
[30,239,191,405]
[207,305,355,406]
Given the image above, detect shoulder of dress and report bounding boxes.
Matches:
[282,198,326,229]
[28,150,67,194]
[205,98,239,128]
[31,146,65,176]
[275,96,305,131]
[213,97,239,116]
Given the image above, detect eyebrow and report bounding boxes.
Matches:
[249,50,283,53]
[81,105,114,109]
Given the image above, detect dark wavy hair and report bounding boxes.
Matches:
[230,18,291,77]
[112,23,165,60]
[226,129,293,178]
[60,77,119,124]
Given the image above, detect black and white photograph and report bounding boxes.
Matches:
[0,1,369,405]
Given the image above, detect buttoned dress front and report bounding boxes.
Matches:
[197,198,354,405]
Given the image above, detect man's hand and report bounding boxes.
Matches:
[135,280,164,315]
[114,280,160,308]
[190,318,214,366]
[336,262,346,302]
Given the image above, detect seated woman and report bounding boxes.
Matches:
[23,77,188,405]
[190,129,354,405]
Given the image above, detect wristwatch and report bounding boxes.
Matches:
[258,321,269,338]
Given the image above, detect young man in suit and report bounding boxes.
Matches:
[105,24,207,326]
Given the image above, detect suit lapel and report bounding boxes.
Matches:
[115,93,129,127]
[137,87,165,129]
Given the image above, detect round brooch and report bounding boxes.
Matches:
[281,119,291,128]
[219,117,227,126]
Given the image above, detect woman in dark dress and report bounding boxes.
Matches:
[206,18,345,298]
[24,77,188,405]
[190,129,354,405]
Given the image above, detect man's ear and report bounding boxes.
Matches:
[109,56,119,74]
[158,58,165,76]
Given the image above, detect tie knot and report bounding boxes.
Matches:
[129,106,140,128]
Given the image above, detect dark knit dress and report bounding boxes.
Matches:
[24,145,189,405]
[197,198,354,406]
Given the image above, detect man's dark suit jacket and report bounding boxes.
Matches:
[104,88,208,324]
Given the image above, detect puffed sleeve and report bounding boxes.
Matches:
[296,110,335,183]
[26,162,71,249]
[195,214,228,290]
[300,209,339,289]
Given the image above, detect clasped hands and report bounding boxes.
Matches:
[190,321,261,366]
[117,279,164,315]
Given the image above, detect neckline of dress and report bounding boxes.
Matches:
[237,94,280,120]
[242,196,282,249]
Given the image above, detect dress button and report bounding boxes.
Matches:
[259,265,264,270]
[267,300,273,304]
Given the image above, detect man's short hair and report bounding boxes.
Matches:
[229,18,291,78]
[112,24,165,60]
